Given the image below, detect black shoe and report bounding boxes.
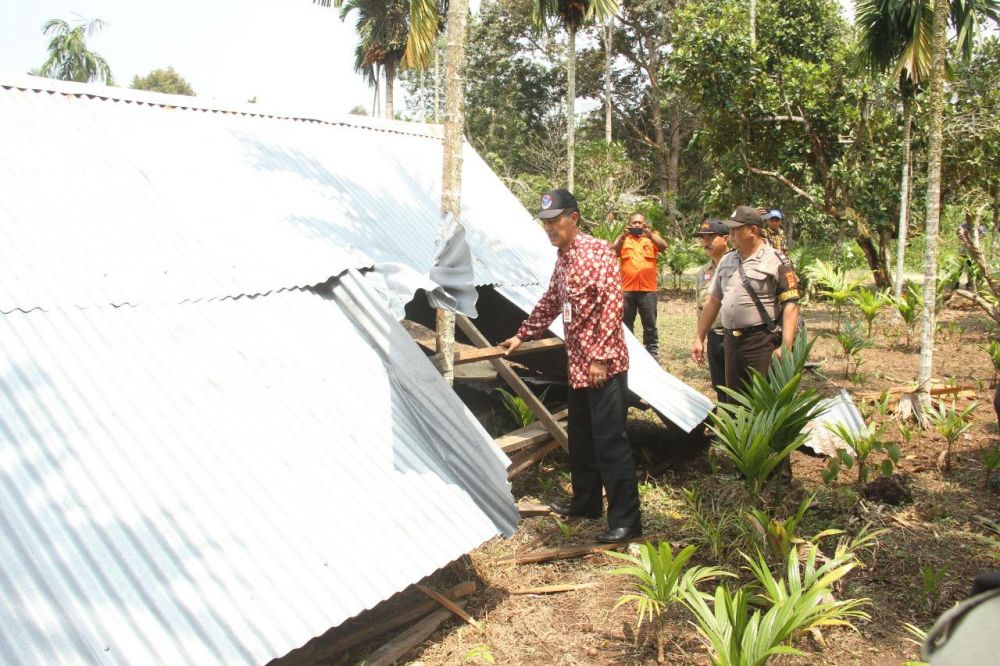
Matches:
[549,500,601,519]
[597,526,642,544]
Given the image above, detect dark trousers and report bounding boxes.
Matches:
[566,372,641,531]
[707,329,726,401]
[623,291,658,358]
[723,329,776,401]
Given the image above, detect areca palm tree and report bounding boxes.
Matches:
[532,0,619,191]
[338,0,409,118]
[37,17,114,85]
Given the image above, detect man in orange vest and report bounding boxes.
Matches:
[613,212,668,359]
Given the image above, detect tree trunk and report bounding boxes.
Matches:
[372,64,381,118]
[749,0,757,48]
[853,214,891,289]
[434,42,440,123]
[916,0,948,412]
[667,104,681,207]
[893,95,913,299]
[603,21,613,143]
[992,181,999,261]
[385,64,395,120]
[567,22,577,191]
[436,0,470,386]
[651,87,668,209]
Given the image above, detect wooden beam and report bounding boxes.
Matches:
[517,503,554,518]
[283,582,475,665]
[415,584,482,630]
[506,439,561,479]
[495,409,569,453]
[457,316,568,450]
[510,582,598,595]
[363,601,467,666]
[413,336,564,365]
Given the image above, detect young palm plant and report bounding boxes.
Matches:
[825,421,900,485]
[893,284,921,348]
[712,336,825,496]
[745,495,842,564]
[805,260,864,326]
[832,319,874,379]
[608,542,731,663]
[926,400,978,472]
[851,288,891,337]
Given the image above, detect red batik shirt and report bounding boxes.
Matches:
[517,233,629,388]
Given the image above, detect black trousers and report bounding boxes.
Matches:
[566,372,642,531]
[707,329,726,401]
[623,291,658,357]
[723,329,776,401]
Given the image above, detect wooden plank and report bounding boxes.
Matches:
[283,582,475,665]
[507,439,561,479]
[517,503,554,518]
[413,336,565,365]
[855,384,977,400]
[510,582,598,595]
[364,601,467,666]
[495,409,569,453]
[457,316,568,451]
[416,584,482,630]
[497,537,661,565]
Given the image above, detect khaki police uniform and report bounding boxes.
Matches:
[710,244,799,395]
[695,259,725,399]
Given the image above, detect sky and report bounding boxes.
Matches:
[0,0,401,117]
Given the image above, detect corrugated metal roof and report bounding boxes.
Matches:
[0,270,518,665]
[0,75,547,312]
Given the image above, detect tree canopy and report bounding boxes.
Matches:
[130,67,195,96]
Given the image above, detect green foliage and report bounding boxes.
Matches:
[981,339,1000,384]
[926,400,978,471]
[496,387,547,428]
[130,67,195,96]
[919,564,948,613]
[711,336,825,496]
[464,644,496,664]
[37,17,114,85]
[806,260,864,326]
[609,542,730,661]
[744,495,842,564]
[574,141,648,223]
[664,241,705,289]
[588,217,625,243]
[682,488,752,563]
[893,283,922,347]
[825,421,900,486]
[851,288,891,337]
[832,319,874,379]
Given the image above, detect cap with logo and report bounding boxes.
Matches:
[693,218,729,236]
[767,209,783,220]
[537,188,579,219]
[725,205,763,228]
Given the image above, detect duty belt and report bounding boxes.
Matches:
[724,323,773,337]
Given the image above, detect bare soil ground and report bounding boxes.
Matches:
[332,290,1000,666]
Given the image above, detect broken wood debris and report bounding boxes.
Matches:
[495,409,569,453]
[414,336,565,365]
[416,583,482,630]
[497,536,662,565]
[510,582,598,595]
[516,503,554,518]
[363,600,469,666]
[280,581,475,665]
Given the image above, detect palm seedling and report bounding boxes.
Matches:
[926,400,978,472]
[805,259,863,326]
[496,387,547,428]
[825,421,900,486]
[608,542,730,663]
[588,218,626,244]
[893,284,921,348]
[682,487,751,563]
[745,495,844,564]
[851,288,891,337]
[711,336,825,496]
[980,339,1000,386]
[832,319,873,379]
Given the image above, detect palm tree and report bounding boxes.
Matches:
[914,0,998,414]
[37,17,114,85]
[338,0,408,118]
[532,0,619,191]
[856,0,935,300]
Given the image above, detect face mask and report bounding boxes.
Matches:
[628,227,643,236]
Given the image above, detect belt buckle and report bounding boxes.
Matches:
[732,329,742,337]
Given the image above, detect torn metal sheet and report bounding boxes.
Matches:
[802,389,865,457]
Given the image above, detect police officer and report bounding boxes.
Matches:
[690,205,800,396]
[693,218,730,401]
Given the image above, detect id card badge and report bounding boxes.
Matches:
[562,300,573,324]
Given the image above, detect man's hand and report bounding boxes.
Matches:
[498,335,523,356]
[691,338,705,364]
[589,360,610,388]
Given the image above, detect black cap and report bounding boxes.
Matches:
[693,218,729,236]
[725,205,763,228]
[537,188,579,219]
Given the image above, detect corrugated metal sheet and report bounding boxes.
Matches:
[0,75,547,312]
[802,389,865,457]
[0,270,518,665]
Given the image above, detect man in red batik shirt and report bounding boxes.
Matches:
[500,189,642,543]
